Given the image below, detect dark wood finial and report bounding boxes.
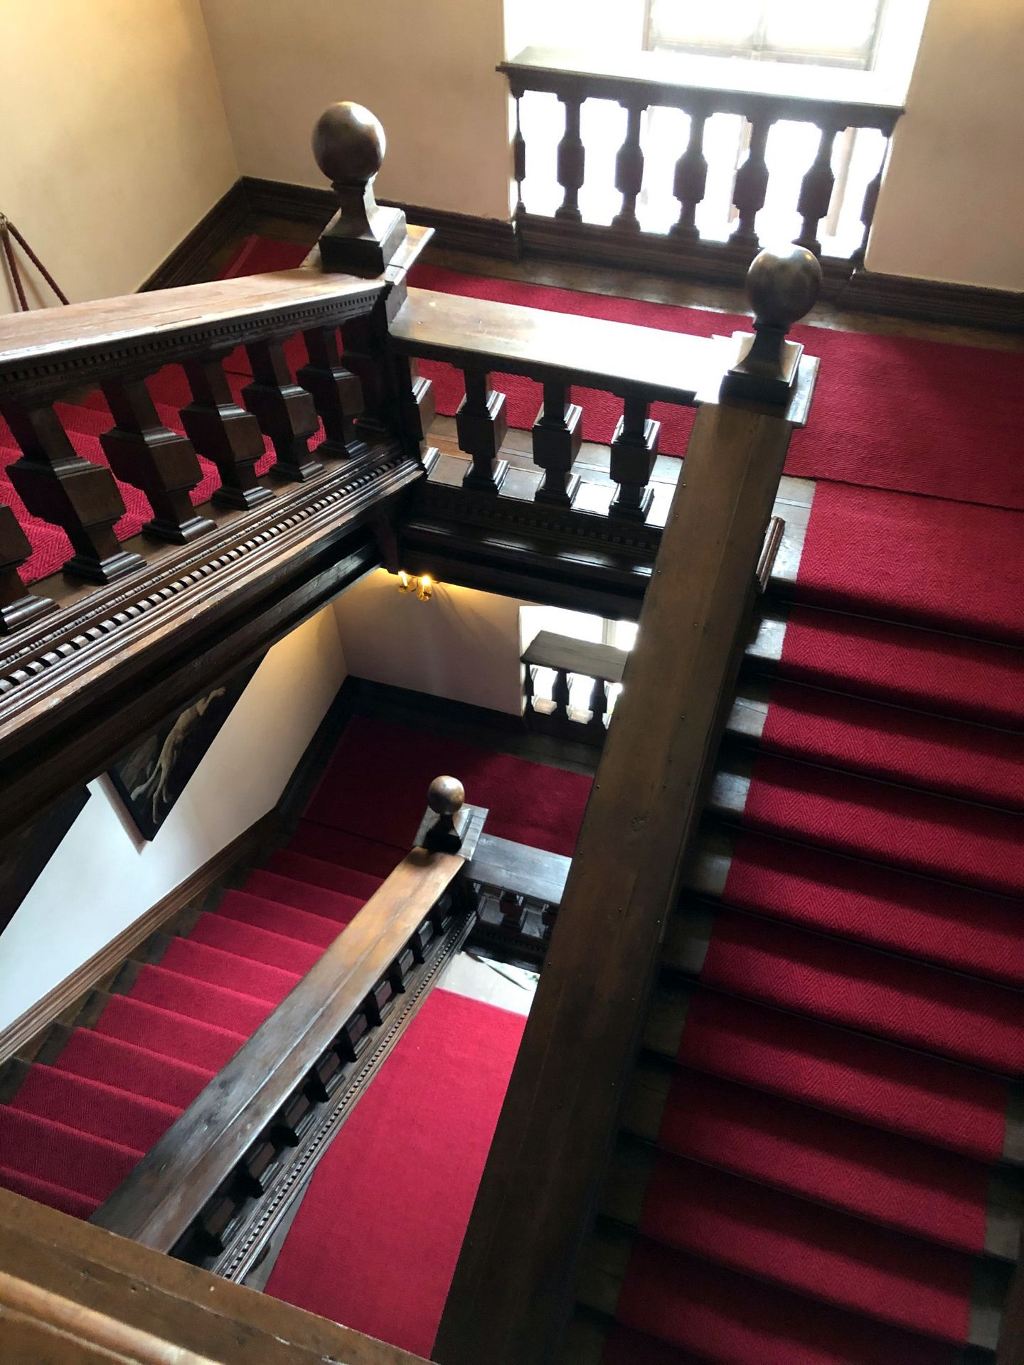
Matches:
[312,101,407,277]
[424,775,466,852]
[721,244,822,404]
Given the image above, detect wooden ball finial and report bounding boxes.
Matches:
[312,100,407,277]
[745,245,822,330]
[312,102,386,187]
[428,775,465,818]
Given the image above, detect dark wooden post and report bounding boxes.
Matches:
[555,96,585,223]
[721,244,823,403]
[0,503,55,633]
[339,311,391,438]
[612,102,646,231]
[610,394,659,521]
[523,662,536,717]
[587,676,609,740]
[181,351,273,510]
[99,376,216,543]
[457,369,508,493]
[731,116,773,251]
[422,775,466,853]
[851,136,890,267]
[551,668,571,725]
[1,402,145,584]
[296,326,367,460]
[392,354,436,457]
[670,105,709,241]
[532,381,582,506]
[511,83,527,218]
[312,102,407,276]
[795,124,839,257]
[242,340,322,482]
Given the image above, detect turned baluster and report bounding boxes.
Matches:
[523,662,537,716]
[532,380,582,506]
[1,401,145,584]
[100,376,216,544]
[555,96,585,223]
[0,502,55,633]
[795,124,840,257]
[852,139,889,267]
[612,102,646,232]
[181,351,273,510]
[731,116,773,251]
[498,889,526,933]
[339,312,391,437]
[610,394,660,522]
[392,354,436,456]
[296,325,367,460]
[587,676,609,739]
[670,105,709,241]
[551,668,571,724]
[511,85,527,218]
[242,339,322,482]
[457,369,508,493]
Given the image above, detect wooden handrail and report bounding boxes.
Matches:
[435,257,820,1364]
[92,800,485,1255]
[0,1189,425,1363]
[522,630,628,685]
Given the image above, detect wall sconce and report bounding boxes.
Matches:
[397,570,434,602]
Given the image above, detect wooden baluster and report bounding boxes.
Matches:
[180,351,273,510]
[242,339,322,482]
[551,668,571,724]
[587,675,609,740]
[852,137,889,267]
[392,354,436,456]
[1,401,145,583]
[532,380,582,506]
[511,85,527,219]
[99,376,216,544]
[670,106,709,241]
[612,102,646,231]
[610,394,659,522]
[523,662,536,717]
[339,312,390,438]
[296,325,366,460]
[555,96,585,223]
[457,369,508,493]
[731,116,773,251]
[498,889,526,933]
[0,502,55,633]
[795,123,839,257]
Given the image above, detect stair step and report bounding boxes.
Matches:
[92,993,247,1072]
[261,848,384,901]
[561,1315,704,1365]
[241,869,365,924]
[708,750,1024,897]
[287,819,404,879]
[726,678,1024,811]
[154,934,301,1005]
[47,1027,214,1111]
[686,825,1024,989]
[5,1065,181,1153]
[642,982,1021,1164]
[187,912,322,977]
[578,1225,971,1365]
[746,601,1024,732]
[214,889,347,950]
[621,1064,1021,1259]
[602,1141,1006,1348]
[662,902,1024,1074]
[0,1166,99,1222]
[125,962,276,1035]
[0,1107,142,1202]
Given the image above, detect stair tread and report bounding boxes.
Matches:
[261,847,384,901]
[241,868,365,924]
[603,1144,1003,1347]
[688,826,1024,989]
[0,1107,143,1201]
[0,1165,99,1222]
[214,889,348,950]
[6,1065,181,1153]
[622,1066,1018,1257]
[125,961,277,1035]
[157,933,302,1004]
[51,1028,215,1110]
[710,750,1024,897]
[93,993,247,1072]
[747,601,1024,731]
[288,820,404,879]
[643,983,1017,1164]
[187,912,323,976]
[663,903,1024,1075]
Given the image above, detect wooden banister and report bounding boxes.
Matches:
[435,250,821,1364]
[92,782,486,1262]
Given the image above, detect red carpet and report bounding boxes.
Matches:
[264,988,526,1358]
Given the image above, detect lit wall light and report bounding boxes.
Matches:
[397,570,434,602]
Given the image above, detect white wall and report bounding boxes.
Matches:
[0,606,346,1034]
[0,0,238,313]
[333,569,526,716]
[199,0,511,220]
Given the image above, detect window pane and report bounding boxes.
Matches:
[649,0,761,49]
[763,0,881,59]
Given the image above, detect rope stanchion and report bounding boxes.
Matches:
[0,214,69,311]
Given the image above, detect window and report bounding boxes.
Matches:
[645,0,889,70]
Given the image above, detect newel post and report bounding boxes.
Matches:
[312,102,407,277]
[720,244,822,404]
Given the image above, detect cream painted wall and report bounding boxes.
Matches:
[333,569,526,716]
[865,0,1024,290]
[199,0,511,220]
[0,606,347,1034]
[0,0,237,313]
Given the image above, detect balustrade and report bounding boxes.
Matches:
[521,629,627,745]
[499,46,903,280]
